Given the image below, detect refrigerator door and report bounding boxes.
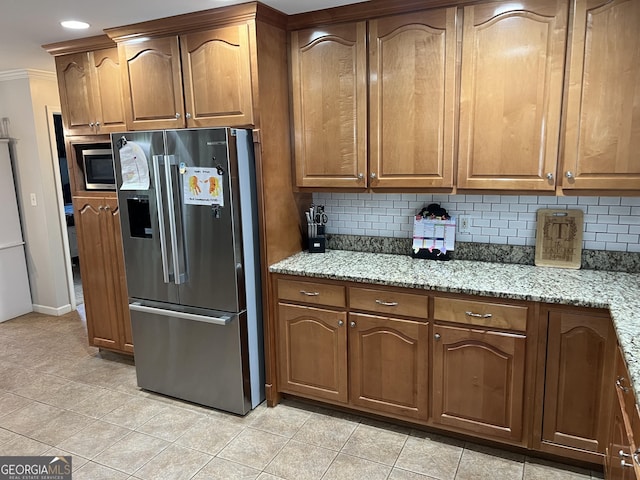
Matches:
[113,131,179,304]
[165,129,244,312]
[129,299,251,415]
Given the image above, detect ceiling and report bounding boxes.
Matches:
[0,0,365,73]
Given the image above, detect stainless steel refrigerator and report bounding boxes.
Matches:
[112,128,263,415]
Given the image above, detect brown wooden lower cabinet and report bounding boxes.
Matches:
[277,302,348,403]
[348,312,429,420]
[74,195,133,354]
[273,274,636,469]
[432,323,526,443]
[538,308,616,461]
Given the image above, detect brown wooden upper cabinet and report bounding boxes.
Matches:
[291,22,367,188]
[560,0,640,191]
[291,9,457,189]
[369,9,457,189]
[55,48,126,136]
[118,24,254,131]
[457,0,568,191]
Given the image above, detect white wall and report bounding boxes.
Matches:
[0,70,71,315]
[312,193,640,253]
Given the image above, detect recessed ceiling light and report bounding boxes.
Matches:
[61,20,90,29]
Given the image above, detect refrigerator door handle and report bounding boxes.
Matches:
[152,155,170,284]
[164,155,183,285]
[129,302,232,326]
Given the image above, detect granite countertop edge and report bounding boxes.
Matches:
[269,249,640,404]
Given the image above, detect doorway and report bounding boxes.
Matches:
[47,108,82,312]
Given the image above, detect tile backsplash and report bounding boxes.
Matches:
[312,193,640,253]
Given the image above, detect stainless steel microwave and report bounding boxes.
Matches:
[82,148,116,190]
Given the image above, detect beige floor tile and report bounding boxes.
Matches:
[341,423,408,466]
[389,468,439,479]
[524,457,592,480]
[292,411,358,450]
[136,406,203,441]
[0,392,33,417]
[9,372,69,400]
[0,427,18,445]
[210,401,268,426]
[74,461,129,480]
[68,388,136,419]
[28,409,94,445]
[37,380,103,410]
[0,401,64,436]
[102,396,168,429]
[455,444,524,480]
[321,453,391,480]
[265,439,337,480]
[56,420,131,458]
[218,427,288,470]
[249,402,312,438]
[93,431,169,474]
[176,416,244,455]
[0,434,51,455]
[395,432,464,480]
[257,474,286,480]
[191,457,260,480]
[133,444,212,480]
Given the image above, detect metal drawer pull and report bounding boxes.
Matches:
[634,450,640,465]
[376,299,398,307]
[465,311,492,318]
[620,450,631,458]
[299,290,320,296]
[621,459,634,468]
[616,377,629,393]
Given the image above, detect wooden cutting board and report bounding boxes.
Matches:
[535,209,584,269]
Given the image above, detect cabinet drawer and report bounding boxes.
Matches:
[349,287,428,319]
[277,278,346,308]
[433,297,527,332]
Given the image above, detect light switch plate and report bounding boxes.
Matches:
[458,215,471,234]
[30,193,37,206]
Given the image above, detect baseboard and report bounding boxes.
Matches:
[32,304,72,316]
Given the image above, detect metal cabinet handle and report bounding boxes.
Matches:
[95,121,101,127]
[338,320,344,327]
[434,333,441,340]
[375,299,398,307]
[565,171,574,179]
[370,172,377,179]
[546,173,554,180]
[621,459,634,468]
[350,321,356,328]
[465,311,492,318]
[104,205,110,211]
[357,173,364,180]
[616,377,629,393]
[634,450,640,466]
[89,122,95,127]
[299,290,319,296]
[620,450,631,459]
[185,113,192,119]
[98,205,104,211]
[175,113,181,119]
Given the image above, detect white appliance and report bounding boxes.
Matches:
[0,139,32,321]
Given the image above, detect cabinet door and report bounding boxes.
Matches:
[104,197,133,353]
[457,0,568,190]
[119,36,185,130]
[606,390,637,480]
[55,53,96,135]
[369,9,457,189]
[561,0,640,190]
[542,310,615,453]
[349,313,428,420]
[181,24,254,128]
[90,48,126,134]
[291,23,367,188]
[432,324,526,443]
[74,197,120,350]
[277,303,348,403]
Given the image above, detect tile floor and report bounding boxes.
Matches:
[0,310,605,480]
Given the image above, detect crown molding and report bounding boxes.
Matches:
[0,69,57,82]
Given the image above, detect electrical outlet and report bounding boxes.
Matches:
[30,193,37,206]
[458,215,471,234]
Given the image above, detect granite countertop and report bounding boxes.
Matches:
[270,249,640,403]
